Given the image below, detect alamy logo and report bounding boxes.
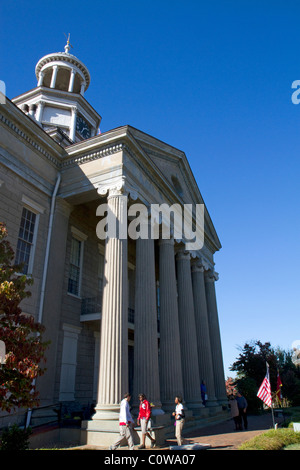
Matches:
[292,340,300,367]
[291,80,300,104]
[96,198,204,251]
[0,80,6,104]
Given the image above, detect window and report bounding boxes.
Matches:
[68,237,82,296]
[67,226,87,297]
[15,207,37,274]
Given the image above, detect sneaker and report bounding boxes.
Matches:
[137,444,145,449]
[151,440,156,448]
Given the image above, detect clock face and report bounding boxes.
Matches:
[76,115,91,139]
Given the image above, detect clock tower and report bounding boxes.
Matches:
[12,37,101,146]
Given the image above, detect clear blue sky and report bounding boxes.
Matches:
[1,0,300,378]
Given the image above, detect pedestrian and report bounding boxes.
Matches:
[201,380,207,406]
[236,391,248,430]
[137,393,156,449]
[172,395,186,446]
[229,394,241,430]
[109,393,135,450]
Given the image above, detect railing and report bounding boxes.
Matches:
[81,296,102,316]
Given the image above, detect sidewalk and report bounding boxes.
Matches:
[67,411,284,451]
[164,412,285,450]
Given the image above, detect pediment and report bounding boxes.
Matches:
[127,126,222,252]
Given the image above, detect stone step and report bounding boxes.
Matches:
[165,409,230,438]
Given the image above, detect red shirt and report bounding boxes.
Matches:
[138,399,151,420]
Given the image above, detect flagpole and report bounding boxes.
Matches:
[271,399,275,429]
[267,362,276,429]
[257,362,276,429]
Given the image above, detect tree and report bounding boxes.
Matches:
[230,340,300,409]
[225,377,237,396]
[0,223,49,412]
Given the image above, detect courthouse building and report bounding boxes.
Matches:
[0,41,227,444]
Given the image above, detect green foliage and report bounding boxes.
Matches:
[230,341,277,387]
[0,424,32,451]
[239,428,300,450]
[234,376,262,413]
[230,340,300,409]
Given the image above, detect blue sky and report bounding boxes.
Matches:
[1,0,300,378]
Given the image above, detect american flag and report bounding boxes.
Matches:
[257,363,272,408]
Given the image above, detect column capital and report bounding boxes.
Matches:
[158,236,174,247]
[205,268,219,282]
[175,247,191,261]
[191,256,210,273]
[191,260,205,273]
[97,176,138,200]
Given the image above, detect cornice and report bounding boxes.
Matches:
[0,108,62,168]
[62,142,125,168]
[0,108,221,253]
[12,87,102,125]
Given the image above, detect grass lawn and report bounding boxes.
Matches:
[284,443,300,450]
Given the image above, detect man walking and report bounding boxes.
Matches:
[109,393,135,450]
[236,391,248,430]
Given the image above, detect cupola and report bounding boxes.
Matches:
[12,36,101,146]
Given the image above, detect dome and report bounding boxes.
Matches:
[12,38,101,145]
[35,40,90,95]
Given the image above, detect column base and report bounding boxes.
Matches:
[206,398,220,407]
[217,396,229,407]
[187,402,206,416]
[82,420,166,448]
[91,404,120,423]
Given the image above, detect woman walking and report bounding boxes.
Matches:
[172,396,186,446]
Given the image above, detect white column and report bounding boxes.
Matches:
[176,248,203,411]
[70,106,77,141]
[205,269,227,404]
[80,81,86,96]
[36,101,45,122]
[68,68,76,92]
[50,65,58,89]
[37,71,44,87]
[93,189,128,421]
[159,238,184,410]
[191,259,217,406]
[133,226,162,413]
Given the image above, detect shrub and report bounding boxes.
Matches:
[0,424,32,451]
[239,428,300,450]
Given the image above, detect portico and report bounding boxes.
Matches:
[67,136,227,444]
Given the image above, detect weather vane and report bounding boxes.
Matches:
[64,33,73,53]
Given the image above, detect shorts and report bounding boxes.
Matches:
[140,418,148,434]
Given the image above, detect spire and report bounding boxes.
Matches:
[64,33,73,54]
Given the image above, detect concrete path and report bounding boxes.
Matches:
[164,412,285,450]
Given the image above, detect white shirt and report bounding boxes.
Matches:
[119,398,133,425]
[175,403,184,417]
